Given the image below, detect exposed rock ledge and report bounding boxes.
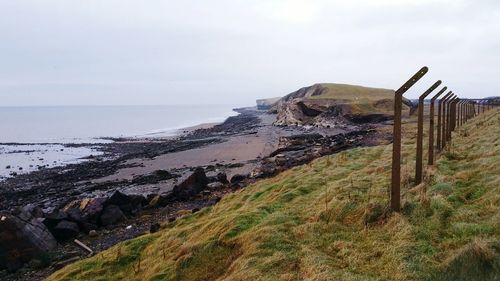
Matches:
[270,83,413,127]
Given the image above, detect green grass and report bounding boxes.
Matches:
[307,83,408,114]
[312,83,395,101]
[47,109,500,281]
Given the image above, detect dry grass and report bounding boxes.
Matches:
[47,109,500,281]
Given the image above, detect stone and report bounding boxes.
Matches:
[0,211,57,272]
[106,191,146,215]
[207,182,224,190]
[88,230,98,237]
[65,208,83,223]
[79,222,98,234]
[170,167,209,200]
[99,205,125,226]
[149,223,161,233]
[21,204,44,218]
[53,220,80,241]
[131,170,179,185]
[81,198,107,222]
[230,174,247,184]
[43,209,68,230]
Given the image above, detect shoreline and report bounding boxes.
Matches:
[0,108,241,180]
[0,107,391,280]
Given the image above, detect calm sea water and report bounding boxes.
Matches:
[0,105,240,178]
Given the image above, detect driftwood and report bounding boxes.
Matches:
[74,239,94,256]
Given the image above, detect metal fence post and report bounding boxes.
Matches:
[448,96,458,141]
[391,66,428,212]
[441,94,454,150]
[437,91,453,150]
[415,80,442,184]
[428,87,447,165]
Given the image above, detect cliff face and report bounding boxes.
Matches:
[256,97,281,110]
[272,83,410,127]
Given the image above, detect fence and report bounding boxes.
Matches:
[390,67,498,212]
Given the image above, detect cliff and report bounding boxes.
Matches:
[272,83,413,127]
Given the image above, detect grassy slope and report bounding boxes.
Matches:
[313,83,395,101]
[48,109,500,281]
[310,83,401,114]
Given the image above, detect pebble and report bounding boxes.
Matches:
[89,230,98,237]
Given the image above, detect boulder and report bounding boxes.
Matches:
[230,174,247,184]
[21,204,44,218]
[65,208,83,223]
[148,194,170,208]
[100,205,125,226]
[170,168,209,200]
[0,211,57,272]
[43,209,68,230]
[52,220,80,241]
[207,172,229,184]
[106,191,146,215]
[81,197,107,222]
[216,172,229,184]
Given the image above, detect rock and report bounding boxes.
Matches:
[81,198,107,222]
[275,154,287,166]
[53,220,80,241]
[131,170,179,185]
[0,211,57,272]
[150,223,160,233]
[207,182,225,190]
[66,208,83,223]
[100,205,125,226]
[43,209,68,230]
[208,172,229,184]
[170,167,209,200]
[5,165,10,169]
[230,174,248,184]
[88,230,98,237]
[80,222,98,234]
[106,191,146,215]
[21,204,44,218]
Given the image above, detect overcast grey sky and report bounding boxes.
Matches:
[1,0,499,106]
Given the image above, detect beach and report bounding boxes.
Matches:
[0,105,390,281]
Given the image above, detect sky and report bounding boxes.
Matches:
[1,0,499,106]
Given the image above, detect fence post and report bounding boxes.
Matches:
[391,67,428,212]
[458,100,464,127]
[428,87,447,165]
[441,94,455,149]
[437,91,452,151]
[448,96,458,141]
[451,97,459,132]
[415,80,442,185]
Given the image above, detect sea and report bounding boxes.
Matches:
[0,105,241,179]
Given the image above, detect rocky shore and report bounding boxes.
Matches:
[0,101,392,280]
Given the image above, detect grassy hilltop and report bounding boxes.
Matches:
[311,83,395,101]
[48,108,500,281]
